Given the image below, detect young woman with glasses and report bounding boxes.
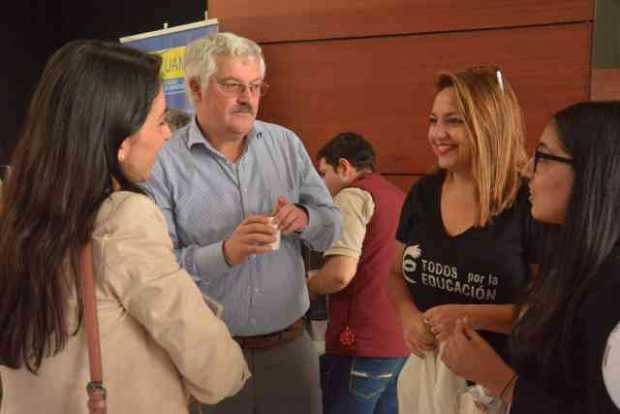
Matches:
[442,101,620,413]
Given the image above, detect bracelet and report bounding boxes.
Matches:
[499,374,518,401]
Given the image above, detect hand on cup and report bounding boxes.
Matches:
[272,196,308,235]
[223,215,279,266]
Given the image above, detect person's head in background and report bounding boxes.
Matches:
[316,132,376,196]
[0,39,168,373]
[515,101,620,378]
[164,107,192,131]
[429,65,528,226]
[184,32,268,144]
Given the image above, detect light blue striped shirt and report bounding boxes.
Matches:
[143,118,341,336]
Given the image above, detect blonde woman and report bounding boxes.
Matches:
[390,66,539,413]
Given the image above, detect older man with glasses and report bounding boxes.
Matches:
[143,32,341,414]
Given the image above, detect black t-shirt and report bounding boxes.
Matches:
[396,171,539,357]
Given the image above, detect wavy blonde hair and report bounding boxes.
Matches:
[436,65,528,226]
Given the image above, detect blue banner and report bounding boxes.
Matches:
[120,19,219,113]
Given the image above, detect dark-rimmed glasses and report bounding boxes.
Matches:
[213,77,269,97]
[533,148,572,173]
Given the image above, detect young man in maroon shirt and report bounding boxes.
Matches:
[310,132,409,414]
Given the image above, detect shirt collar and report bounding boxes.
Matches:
[185,117,263,155]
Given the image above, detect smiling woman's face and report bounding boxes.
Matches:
[524,121,575,224]
[428,87,471,174]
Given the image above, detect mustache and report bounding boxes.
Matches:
[231,104,254,114]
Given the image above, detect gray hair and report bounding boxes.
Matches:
[184,32,266,107]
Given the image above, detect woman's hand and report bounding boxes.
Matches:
[401,308,437,357]
[440,318,514,396]
[423,304,470,342]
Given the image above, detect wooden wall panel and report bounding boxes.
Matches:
[258,23,591,175]
[211,0,593,43]
[591,68,620,100]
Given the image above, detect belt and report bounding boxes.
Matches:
[234,319,305,349]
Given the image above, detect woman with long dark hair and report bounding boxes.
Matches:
[442,101,620,413]
[0,40,249,413]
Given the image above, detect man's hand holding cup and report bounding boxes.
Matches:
[272,196,308,235]
[223,215,280,266]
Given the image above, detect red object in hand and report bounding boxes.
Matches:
[338,326,356,348]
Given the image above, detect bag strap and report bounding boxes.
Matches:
[80,243,107,414]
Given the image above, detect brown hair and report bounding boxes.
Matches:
[436,65,527,226]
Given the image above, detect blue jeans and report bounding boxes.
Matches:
[320,354,406,414]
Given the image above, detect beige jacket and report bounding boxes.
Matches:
[0,192,250,413]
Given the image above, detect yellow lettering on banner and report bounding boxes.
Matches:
[155,46,186,80]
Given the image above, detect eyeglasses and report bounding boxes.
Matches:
[213,77,269,97]
[533,147,572,173]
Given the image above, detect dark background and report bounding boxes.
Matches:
[0,0,208,165]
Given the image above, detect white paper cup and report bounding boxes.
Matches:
[268,217,281,250]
